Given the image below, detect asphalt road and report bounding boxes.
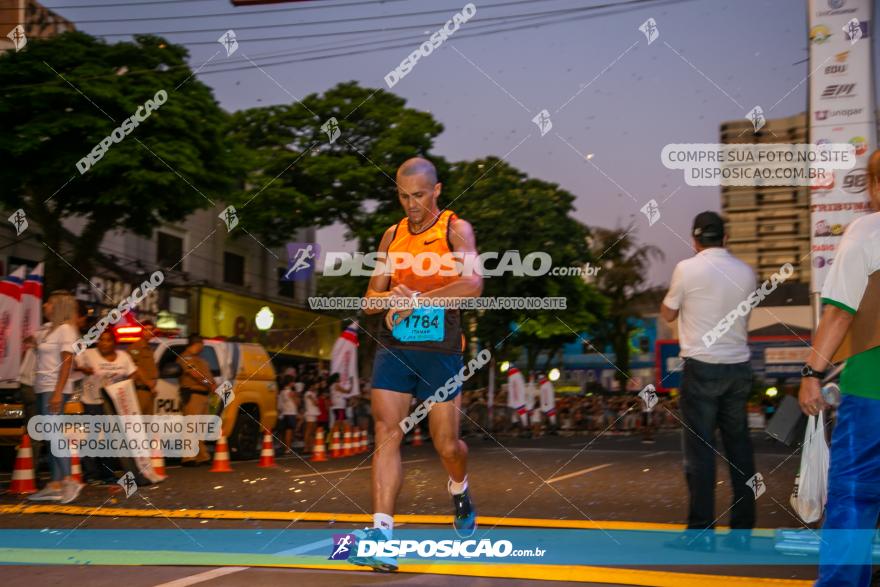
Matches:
[0,430,817,586]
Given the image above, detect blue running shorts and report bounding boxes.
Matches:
[371,347,464,402]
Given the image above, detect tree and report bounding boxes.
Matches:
[444,158,607,372]
[228,82,449,379]
[225,81,445,249]
[313,155,607,380]
[587,226,664,392]
[0,32,239,290]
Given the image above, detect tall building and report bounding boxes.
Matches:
[0,0,74,52]
[719,112,811,283]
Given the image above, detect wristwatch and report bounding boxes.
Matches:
[801,364,827,379]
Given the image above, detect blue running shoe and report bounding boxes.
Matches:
[451,483,477,538]
[347,527,398,572]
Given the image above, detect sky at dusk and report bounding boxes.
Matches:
[41,0,880,284]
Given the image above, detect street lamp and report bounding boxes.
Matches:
[255,306,274,331]
[499,361,510,373]
[548,368,561,381]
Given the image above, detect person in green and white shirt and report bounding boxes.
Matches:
[799,149,880,587]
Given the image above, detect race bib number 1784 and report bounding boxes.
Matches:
[392,307,445,342]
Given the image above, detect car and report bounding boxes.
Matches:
[0,388,26,453]
[0,388,82,469]
[149,338,278,461]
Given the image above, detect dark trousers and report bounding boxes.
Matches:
[21,385,40,470]
[81,402,115,482]
[679,357,756,530]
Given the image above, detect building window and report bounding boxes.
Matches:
[277,267,294,298]
[156,232,183,269]
[224,252,245,285]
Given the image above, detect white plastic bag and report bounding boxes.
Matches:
[790,412,829,523]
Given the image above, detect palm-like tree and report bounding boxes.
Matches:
[588,226,664,393]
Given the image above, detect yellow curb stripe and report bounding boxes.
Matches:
[0,547,813,586]
[0,504,775,535]
[337,562,813,587]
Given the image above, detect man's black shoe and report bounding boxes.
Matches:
[722,533,752,551]
[664,532,716,553]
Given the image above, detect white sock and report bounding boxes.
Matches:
[448,474,468,495]
[373,513,393,538]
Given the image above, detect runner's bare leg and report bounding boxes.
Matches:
[428,394,468,483]
[371,388,413,514]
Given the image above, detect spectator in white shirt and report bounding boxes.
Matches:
[538,374,557,434]
[525,372,542,438]
[329,372,358,437]
[660,211,757,551]
[276,378,300,454]
[29,291,82,504]
[77,330,137,484]
[302,384,321,454]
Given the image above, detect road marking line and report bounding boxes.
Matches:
[545,463,612,484]
[287,458,429,479]
[644,451,668,458]
[151,566,249,587]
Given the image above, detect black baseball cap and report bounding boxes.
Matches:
[692,211,725,244]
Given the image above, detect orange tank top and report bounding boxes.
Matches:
[387,209,459,294]
[379,209,465,354]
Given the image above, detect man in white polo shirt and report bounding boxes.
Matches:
[799,150,880,587]
[660,211,758,551]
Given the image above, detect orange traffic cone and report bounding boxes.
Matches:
[363,429,371,452]
[151,448,167,479]
[330,429,342,458]
[210,436,233,472]
[342,427,354,457]
[69,445,83,484]
[354,428,364,454]
[258,430,277,467]
[311,427,328,462]
[412,426,424,446]
[9,435,36,494]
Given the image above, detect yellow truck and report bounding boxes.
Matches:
[0,339,277,462]
[151,338,278,460]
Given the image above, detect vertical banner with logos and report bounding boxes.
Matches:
[808,0,876,292]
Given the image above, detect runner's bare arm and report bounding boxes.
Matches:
[416,218,483,300]
[364,225,397,315]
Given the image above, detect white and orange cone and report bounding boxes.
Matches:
[151,448,167,480]
[210,436,233,473]
[355,428,365,454]
[330,429,342,458]
[69,445,83,484]
[258,430,277,468]
[311,427,328,462]
[9,435,36,494]
[342,428,354,457]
